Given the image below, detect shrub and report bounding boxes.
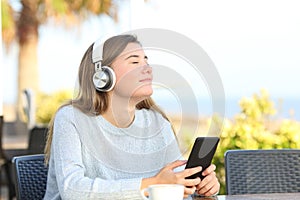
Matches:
[35,90,73,125]
[213,89,300,194]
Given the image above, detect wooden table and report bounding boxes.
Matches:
[191,193,300,200]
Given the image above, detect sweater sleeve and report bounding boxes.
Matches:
[51,107,144,200]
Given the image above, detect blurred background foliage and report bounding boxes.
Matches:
[35,89,72,124]
[33,88,300,194]
[214,89,300,194]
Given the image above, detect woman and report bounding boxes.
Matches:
[43,34,220,199]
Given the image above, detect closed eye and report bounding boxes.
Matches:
[126,55,148,64]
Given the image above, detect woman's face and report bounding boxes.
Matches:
[111,42,153,100]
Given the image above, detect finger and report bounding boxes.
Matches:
[178,166,202,179]
[197,176,214,192]
[200,181,220,197]
[184,186,196,196]
[182,177,200,187]
[165,160,187,170]
[197,174,219,196]
[202,164,216,177]
[197,172,215,189]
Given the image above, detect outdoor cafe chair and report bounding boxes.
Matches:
[1,124,48,199]
[12,154,48,200]
[225,149,300,195]
[0,116,13,198]
[3,126,48,160]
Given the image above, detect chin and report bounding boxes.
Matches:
[142,86,153,96]
[132,87,153,98]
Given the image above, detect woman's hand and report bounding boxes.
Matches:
[195,164,220,196]
[142,160,203,198]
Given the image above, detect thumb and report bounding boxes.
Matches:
[166,160,187,170]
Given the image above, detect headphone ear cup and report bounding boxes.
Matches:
[93,66,116,92]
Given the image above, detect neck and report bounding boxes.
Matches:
[102,96,138,128]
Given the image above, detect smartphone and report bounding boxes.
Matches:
[185,137,220,179]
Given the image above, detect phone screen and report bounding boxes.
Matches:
[185,137,220,179]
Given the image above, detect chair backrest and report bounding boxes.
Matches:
[225,149,300,195]
[0,116,4,158]
[12,154,48,200]
[28,126,48,154]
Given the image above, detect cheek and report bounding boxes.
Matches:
[114,69,139,94]
[114,69,153,97]
[115,68,136,86]
[114,66,133,81]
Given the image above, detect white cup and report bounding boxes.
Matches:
[140,184,184,200]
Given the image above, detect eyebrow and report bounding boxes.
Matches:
[125,55,148,60]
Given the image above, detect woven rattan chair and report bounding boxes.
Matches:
[1,126,48,199]
[12,154,48,200]
[225,149,300,195]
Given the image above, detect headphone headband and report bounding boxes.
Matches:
[92,39,103,64]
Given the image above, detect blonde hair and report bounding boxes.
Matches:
[44,34,173,163]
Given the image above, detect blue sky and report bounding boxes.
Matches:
[1,0,300,117]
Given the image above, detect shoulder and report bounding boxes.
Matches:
[55,105,99,130]
[55,105,75,120]
[54,105,86,123]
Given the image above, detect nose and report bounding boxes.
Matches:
[142,64,152,74]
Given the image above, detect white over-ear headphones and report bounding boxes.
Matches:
[92,39,116,92]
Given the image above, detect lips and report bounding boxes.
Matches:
[139,77,153,82]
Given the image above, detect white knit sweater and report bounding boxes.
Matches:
[43,105,183,200]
